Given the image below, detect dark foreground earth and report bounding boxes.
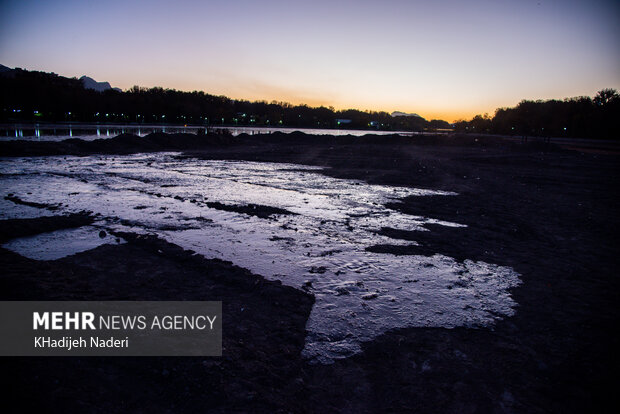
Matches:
[1,132,619,413]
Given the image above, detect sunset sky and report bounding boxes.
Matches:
[1,0,619,122]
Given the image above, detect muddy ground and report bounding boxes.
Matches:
[1,132,619,413]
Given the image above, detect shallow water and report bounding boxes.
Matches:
[3,225,124,260]
[0,153,521,363]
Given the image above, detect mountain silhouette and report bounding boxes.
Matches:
[391,111,422,118]
[80,75,122,92]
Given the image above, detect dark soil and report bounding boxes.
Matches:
[0,212,94,243]
[1,228,314,413]
[204,201,296,219]
[4,194,60,211]
[1,132,618,413]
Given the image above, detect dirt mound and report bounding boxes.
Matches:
[0,132,241,156]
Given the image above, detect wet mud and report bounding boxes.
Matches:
[1,132,618,412]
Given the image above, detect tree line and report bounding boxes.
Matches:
[0,67,450,131]
[454,89,619,139]
[2,66,617,138]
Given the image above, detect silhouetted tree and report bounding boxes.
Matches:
[458,90,619,139]
[594,88,619,106]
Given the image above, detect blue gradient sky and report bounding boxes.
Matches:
[1,0,619,121]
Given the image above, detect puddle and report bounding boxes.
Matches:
[0,153,521,363]
[2,225,124,260]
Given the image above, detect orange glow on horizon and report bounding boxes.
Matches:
[113,77,490,124]
[1,0,618,128]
